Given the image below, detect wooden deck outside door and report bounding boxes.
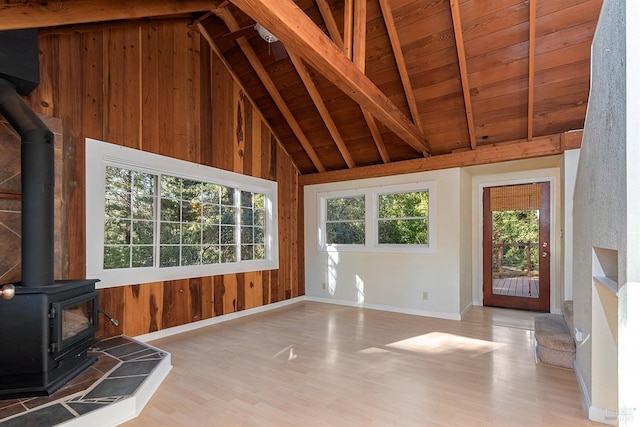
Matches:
[482,182,550,312]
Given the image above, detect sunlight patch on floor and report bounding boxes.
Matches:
[385,332,505,356]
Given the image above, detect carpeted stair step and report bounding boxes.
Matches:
[534,305,576,369]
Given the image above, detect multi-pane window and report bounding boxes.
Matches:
[86,138,278,288]
[102,166,268,270]
[240,191,266,260]
[377,191,429,245]
[319,183,433,252]
[103,166,156,269]
[325,196,365,245]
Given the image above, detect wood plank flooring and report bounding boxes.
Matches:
[493,276,540,298]
[123,302,601,426]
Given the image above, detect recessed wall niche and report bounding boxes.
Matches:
[591,246,618,424]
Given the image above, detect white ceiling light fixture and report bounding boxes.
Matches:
[254,23,278,43]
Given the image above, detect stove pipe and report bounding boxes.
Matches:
[0,78,54,287]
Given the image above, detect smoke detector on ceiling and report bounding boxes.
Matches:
[254,23,278,43]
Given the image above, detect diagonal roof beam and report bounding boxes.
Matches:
[317,0,391,163]
[213,8,326,172]
[226,0,431,155]
[288,50,356,168]
[0,0,216,31]
[450,0,477,150]
[379,0,423,132]
[527,0,537,141]
[314,0,344,51]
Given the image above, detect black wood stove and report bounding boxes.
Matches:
[0,29,99,399]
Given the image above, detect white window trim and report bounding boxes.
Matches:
[317,181,436,253]
[86,138,279,289]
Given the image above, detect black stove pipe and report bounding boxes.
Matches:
[0,78,54,287]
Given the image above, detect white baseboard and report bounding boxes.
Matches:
[574,360,618,426]
[304,296,464,321]
[135,296,305,342]
[460,301,474,318]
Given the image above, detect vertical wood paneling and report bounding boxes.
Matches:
[81,31,104,140]
[158,22,175,159]
[200,276,215,319]
[244,271,263,309]
[236,273,246,311]
[233,88,245,173]
[141,24,160,154]
[223,274,238,313]
[97,286,125,338]
[28,19,302,339]
[122,282,164,336]
[162,279,191,328]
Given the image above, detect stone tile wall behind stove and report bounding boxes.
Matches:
[0,115,67,284]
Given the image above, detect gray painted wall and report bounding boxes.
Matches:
[572,0,639,423]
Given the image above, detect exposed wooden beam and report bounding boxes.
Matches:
[315,0,343,51]
[450,0,477,150]
[352,0,367,72]
[195,21,301,174]
[288,50,356,168]
[299,131,583,186]
[316,0,390,163]
[379,0,423,131]
[0,0,216,31]
[343,0,354,60]
[362,112,391,163]
[227,0,431,155]
[527,0,537,141]
[212,8,326,173]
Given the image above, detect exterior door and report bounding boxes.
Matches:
[482,182,550,312]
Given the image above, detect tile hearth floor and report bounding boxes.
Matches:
[0,336,170,426]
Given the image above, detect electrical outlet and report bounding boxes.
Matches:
[422,291,429,300]
[322,283,327,290]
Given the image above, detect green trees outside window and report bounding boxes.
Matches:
[322,188,430,248]
[377,191,429,245]
[103,165,267,270]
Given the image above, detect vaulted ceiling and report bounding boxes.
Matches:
[2,0,603,182]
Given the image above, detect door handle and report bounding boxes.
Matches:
[542,252,548,257]
[542,242,548,248]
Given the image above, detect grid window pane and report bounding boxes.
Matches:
[104,246,130,269]
[377,191,429,245]
[327,222,365,245]
[103,167,271,271]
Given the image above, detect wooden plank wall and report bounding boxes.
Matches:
[27,18,303,338]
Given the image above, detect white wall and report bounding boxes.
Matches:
[562,149,580,301]
[304,168,464,320]
[459,168,473,313]
[467,157,563,311]
[304,156,568,321]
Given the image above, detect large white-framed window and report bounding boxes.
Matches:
[86,138,278,288]
[317,182,435,253]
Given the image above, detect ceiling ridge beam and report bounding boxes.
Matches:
[288,50,356,168]
[344,0,354,60]
[314,0,344,51]
[379,0,423,133]
[316,0,390,163]
[299,130,583,186]
[351,0,391,163]
[195,21,301,175]
[227,0,431,155]
[527,0,537,141]
[0,0,216,31]
[212,8,326,173]
[450,0,477,150]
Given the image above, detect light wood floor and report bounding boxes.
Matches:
[124,302,601,427]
